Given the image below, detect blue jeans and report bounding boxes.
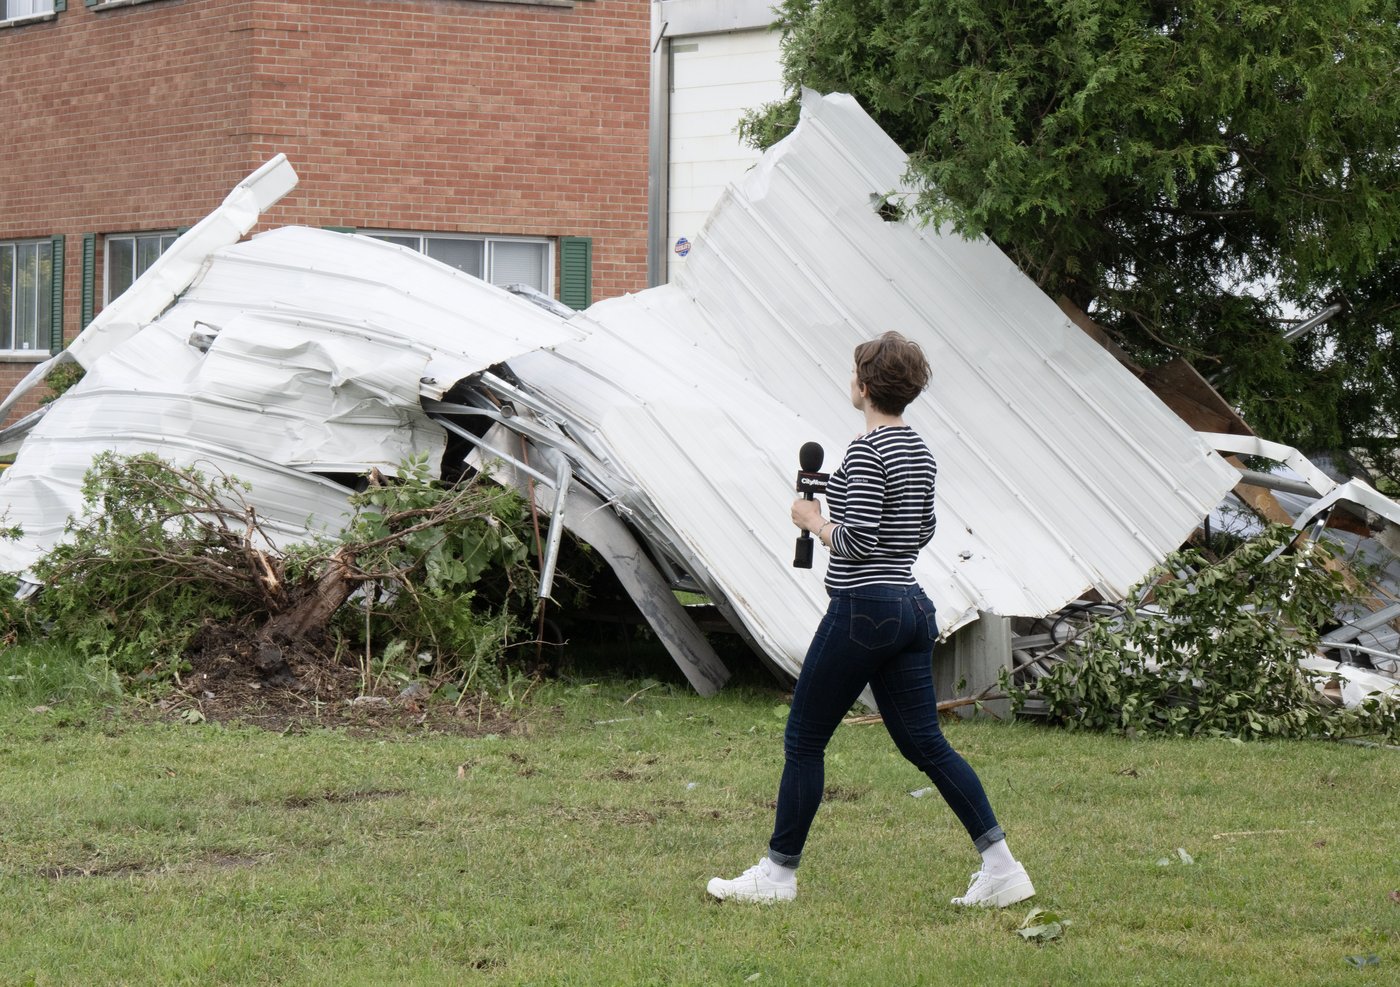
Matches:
[768,584,1004,868]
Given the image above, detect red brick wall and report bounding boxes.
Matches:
[0,0,650,424]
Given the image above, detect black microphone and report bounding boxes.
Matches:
[793,442,829,569]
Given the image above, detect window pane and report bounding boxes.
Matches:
[15,243,39,350]
[4,2,56,20]
[425,237,484,278]
[136,234,164,276]
[1,246,14,350]
[368,234,420,250]
[489,241,547,291]
[108,238,135,303]
[105,232,173,305]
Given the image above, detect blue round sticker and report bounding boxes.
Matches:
[674,237,691,257]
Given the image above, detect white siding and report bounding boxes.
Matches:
[667,28,783,280]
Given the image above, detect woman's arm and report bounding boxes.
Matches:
[918,480,936,549]
[827,442,885,558]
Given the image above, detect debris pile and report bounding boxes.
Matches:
[2,92,1398,711]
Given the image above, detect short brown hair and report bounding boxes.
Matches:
[853,331,930,415]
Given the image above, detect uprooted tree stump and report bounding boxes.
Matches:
[253,550,357,685]
[25,453,535,688]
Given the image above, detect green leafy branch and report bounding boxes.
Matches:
[14,451,536,691]
[1006,525,1400,742]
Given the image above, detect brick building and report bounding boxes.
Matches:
[0,0,651,423]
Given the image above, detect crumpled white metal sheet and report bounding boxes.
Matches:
[508,314,828,674]
[514,91,1240,675]
[0,226,585,574]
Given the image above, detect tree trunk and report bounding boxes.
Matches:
[259,549,358,643]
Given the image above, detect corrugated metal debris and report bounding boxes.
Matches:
[1007,435,1400,711]
[2,92,1369,697]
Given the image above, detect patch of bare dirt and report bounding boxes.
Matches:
[38,852,264,879]
[281,789,403,809]
[149,622,524,737]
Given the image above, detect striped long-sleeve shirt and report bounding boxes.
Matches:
[824,425,937,589]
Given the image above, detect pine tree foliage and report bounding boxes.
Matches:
[744,0,1400,475]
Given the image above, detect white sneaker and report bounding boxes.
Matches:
[706,857,797,903]
[951,863,1035,908]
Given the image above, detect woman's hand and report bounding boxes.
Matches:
[791,497,824,533]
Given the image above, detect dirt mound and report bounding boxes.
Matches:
[154,622,521,736]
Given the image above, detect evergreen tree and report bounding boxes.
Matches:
[744,0,1400,482]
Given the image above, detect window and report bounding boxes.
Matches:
[366,232,552,296]
[105,231,177,305]
[87,0,175,11]
[0,239,53,352]
[2,1,55,22]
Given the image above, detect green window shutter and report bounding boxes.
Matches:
[80,233,96,328]
[322,226,356,234]
[49,235,65,354]
[55,0,67,11]
[84,0,98,6]
[175,225,191,236]
[559,236,592,310]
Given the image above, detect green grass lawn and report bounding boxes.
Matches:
[1,673,1396,986]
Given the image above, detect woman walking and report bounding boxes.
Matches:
[706,331,1035,908]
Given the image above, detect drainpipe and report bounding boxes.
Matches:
[647,3,671,288]
[1282,303,1343,343]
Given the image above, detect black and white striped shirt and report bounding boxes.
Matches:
[825,425,937,589]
